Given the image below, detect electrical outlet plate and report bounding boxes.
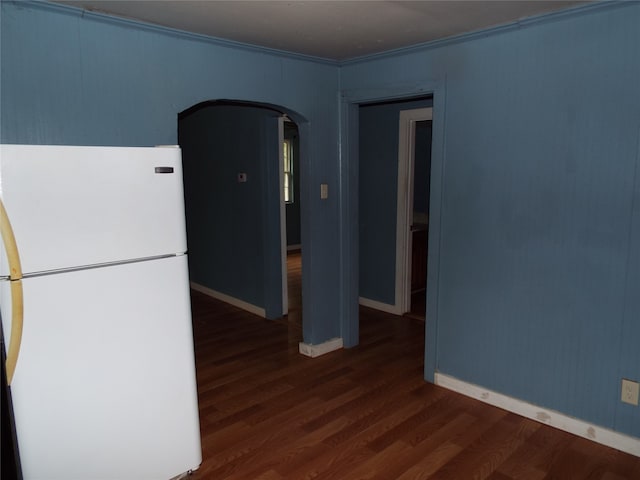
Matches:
[621,379,639,406]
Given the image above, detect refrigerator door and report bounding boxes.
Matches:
[0,145,187,277]
[0,255,201,479]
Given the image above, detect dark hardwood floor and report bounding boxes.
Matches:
[187,254,639,479]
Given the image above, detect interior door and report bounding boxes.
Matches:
[395,107,433,316]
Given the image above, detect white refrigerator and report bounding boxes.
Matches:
[0,144,202,480]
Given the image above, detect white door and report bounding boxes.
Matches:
[395,108,433,314]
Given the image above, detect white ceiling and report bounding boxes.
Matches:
[57,0,589,61]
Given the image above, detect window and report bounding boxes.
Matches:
[283,139,294,204]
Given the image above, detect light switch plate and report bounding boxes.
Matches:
[320,183,328,199]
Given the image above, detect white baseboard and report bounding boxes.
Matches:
[287,244,301,252]
[299,338,343,358]
[359,297,402,315]
[190,282,266,318]
[435,373,640,458]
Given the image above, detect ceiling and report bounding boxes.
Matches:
[56,1,589,61]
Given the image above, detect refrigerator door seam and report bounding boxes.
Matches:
[20,253,186,279]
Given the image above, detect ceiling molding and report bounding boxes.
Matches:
[23,1,617,67]
[341,0,619,66]
[51,0,593,61]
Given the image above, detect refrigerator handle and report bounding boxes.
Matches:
[0,200,24,385]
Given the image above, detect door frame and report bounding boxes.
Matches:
[278,116,288,316]
[340,79,446,381]
[395,107,433,314]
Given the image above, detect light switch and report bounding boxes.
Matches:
[320,183,328,199]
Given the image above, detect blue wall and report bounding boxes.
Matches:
[359,98,432,305]
[343,2,640,438]
[0,1,341,344]
[413,121,432,217]
[178,104,281,314]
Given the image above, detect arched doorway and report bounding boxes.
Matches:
[177,100,306,328]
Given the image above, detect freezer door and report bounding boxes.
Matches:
[0,145,187,276]
[1,255,202,479]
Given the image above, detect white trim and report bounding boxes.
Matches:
[287,244,302,252]
[299,338,343,358]
[435,373,640,458]
[190,282,266,318]
[278,117,289,316]
[395,107,432,315]
[359,297,402,315]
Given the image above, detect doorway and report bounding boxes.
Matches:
[282,118,303,328]
[177,101,303,323]
[358,97,433,317]
[343,84,443,378]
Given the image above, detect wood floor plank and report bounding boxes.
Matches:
[495,424,575,479]
[228,417,349,479]
[394,441,465,480]
[428,414,540,480]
